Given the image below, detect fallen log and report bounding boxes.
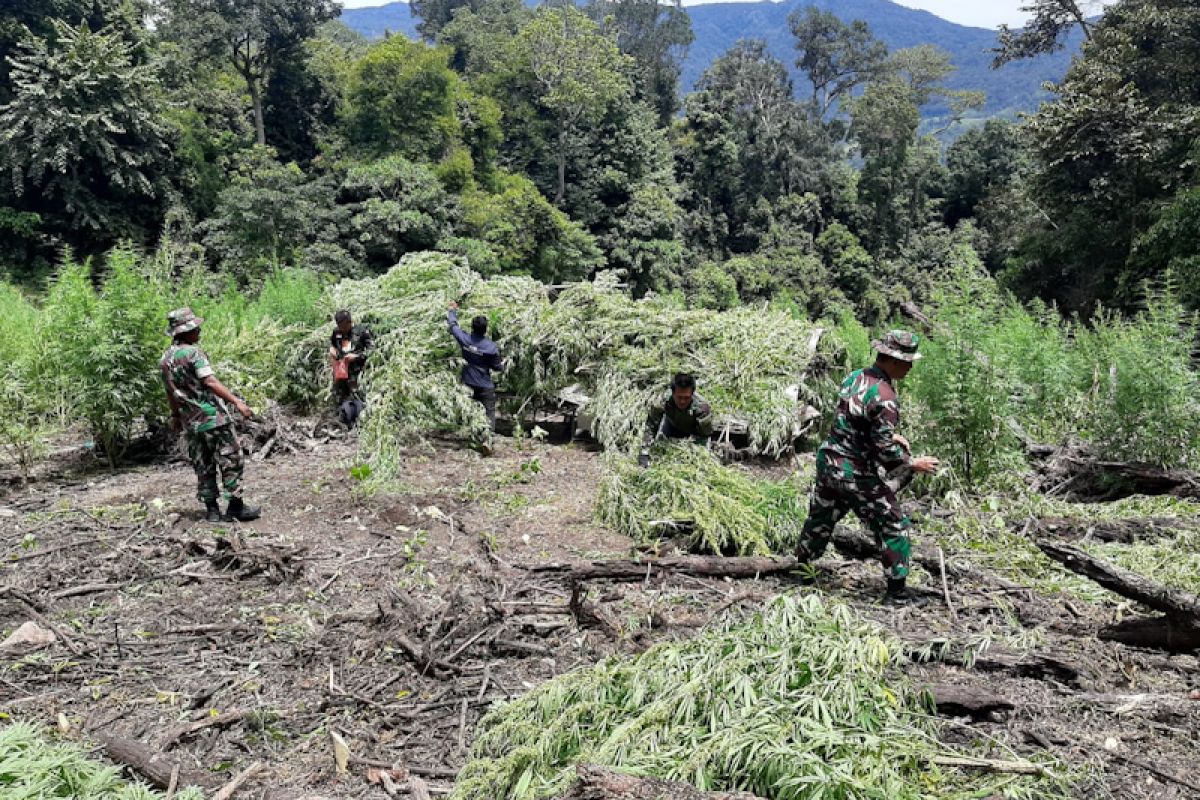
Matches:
[1100,617,1200,653]
[927,684,1015,720]
[97,733,216,791]
[1035,540,1200,619]
[526,555,799,582]
[1036,540,1200,652]
[554,764,764,800]
[908,640,1082,685]
[1029,440,1200,501]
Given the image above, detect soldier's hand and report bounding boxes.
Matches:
[235,400,254,420]
[892,434,911,451]
[912,456,940,475]
[448,301,459,311]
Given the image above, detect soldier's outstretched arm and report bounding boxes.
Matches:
[201,376,253,420]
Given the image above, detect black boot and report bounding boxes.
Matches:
[883,577,921,606]
[204,500,221,523]
[223,497,261,523]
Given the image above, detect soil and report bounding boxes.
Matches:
[2,422,1199,799]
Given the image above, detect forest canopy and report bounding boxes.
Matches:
[0,0,1190,322]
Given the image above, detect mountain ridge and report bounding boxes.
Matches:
[340,0,1079,119]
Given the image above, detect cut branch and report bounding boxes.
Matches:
[1035,540,1200,619]
[97,733,215,791]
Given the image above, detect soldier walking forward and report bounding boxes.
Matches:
[160,308,261,523]
[795,331,939,603]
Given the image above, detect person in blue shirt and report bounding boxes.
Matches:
[447,301,505,431]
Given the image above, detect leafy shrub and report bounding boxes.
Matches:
[460,174,603,283]
[77,248,171,462]
[1071,294,1200,466]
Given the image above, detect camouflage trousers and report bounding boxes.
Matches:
[186,425,244,503]
[798,472,912,580]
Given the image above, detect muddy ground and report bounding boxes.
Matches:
[1,424,1198,799]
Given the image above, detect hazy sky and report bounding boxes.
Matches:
[337,1,1113,31]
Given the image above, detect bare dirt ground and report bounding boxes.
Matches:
[1,424,1198,799]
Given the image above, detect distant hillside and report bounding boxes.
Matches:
[340,0,1080,119]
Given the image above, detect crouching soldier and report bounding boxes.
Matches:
[161,308,261,523]
[795,331,939,603]
[639,373,713,468]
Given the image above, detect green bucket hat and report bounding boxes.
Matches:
[166,307,203,337]
[872,330,922,362]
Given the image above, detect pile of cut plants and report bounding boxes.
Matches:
[285,252,840,482]
[451,594,1069,800]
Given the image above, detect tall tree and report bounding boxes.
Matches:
[0,20,174,248]
[587,0,693,126]
[0,0,145,103]
[1010,0,1200,312]
[159,0,337,146]
[993,0,1097,66]
[789,7,888,117]
[677,40,835,256]
[508,6,631,206]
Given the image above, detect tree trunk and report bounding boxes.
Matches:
[249,78,266,146]
[926,684,1016,720]
[555,124,567,207]
[1035,540,1200,620]
[1100,616,1200,653]
[1036,539,1200,652]
[554,765,764,800]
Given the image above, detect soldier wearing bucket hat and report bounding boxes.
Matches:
[794,330,939,604]
[160,308,261,523]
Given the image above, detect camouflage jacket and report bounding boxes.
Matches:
[641,392,714,455]
[160,344,229,434]
[816,366,910,482]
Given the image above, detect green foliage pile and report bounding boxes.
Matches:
[451,594,1066,800]
[596,445,803,555]
[0,721,203,799]
[288,252,835,481]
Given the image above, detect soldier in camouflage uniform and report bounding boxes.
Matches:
[795,331,939,603]
[160,308,261,523]
[638,373,714,468]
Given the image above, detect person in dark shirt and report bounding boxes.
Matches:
[638,373,714,468]
[447,302,504,431]
[328,309,373,428]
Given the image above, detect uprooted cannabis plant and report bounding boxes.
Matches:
[451,594,1068,800]
[596,444,805,555]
